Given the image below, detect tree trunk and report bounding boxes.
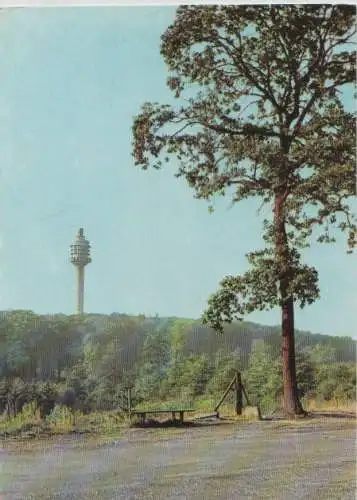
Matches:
[275,193,306,417]
[281,295,305,416]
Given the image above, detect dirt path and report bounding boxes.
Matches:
[1,419,355,499]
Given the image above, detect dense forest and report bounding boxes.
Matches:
[0,310,355,420]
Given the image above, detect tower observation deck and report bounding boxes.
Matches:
[70,228,91,315]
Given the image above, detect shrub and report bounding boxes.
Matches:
[0,401,41,436]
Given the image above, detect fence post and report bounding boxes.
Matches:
[235,371,243,416]
[127,387,132,420]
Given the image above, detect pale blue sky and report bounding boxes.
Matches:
[0,7,355,338]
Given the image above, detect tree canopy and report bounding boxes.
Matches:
[132,5,356,415]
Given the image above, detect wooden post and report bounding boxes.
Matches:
[128,388,132,417]
[241,383,251,406]
[241,381,262,420]
[121,392,124,411]
[214,374,236,413]
[235,371,243,416]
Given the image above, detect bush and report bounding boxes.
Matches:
[45,404,75,433]
[35,381,58,418]
[205,350,241,395]
[315,363,356,402]
[0,401,41,436]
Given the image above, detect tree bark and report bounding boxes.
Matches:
[281,294,305,416]
[275,193,306,417]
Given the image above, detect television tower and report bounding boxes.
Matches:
[70,228,91,315]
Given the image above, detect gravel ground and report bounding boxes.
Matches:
[0,418,355,500]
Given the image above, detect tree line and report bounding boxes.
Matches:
[0,311,355,419]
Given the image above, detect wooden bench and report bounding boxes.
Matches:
[131,408,196,424]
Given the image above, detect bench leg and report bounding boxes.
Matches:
[179,411,184,424]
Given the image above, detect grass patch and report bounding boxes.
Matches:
[0,402,42,437]
[45,406,129,435]
[0,404,129,440]
[305,398,356,413]
[7,395,348,439]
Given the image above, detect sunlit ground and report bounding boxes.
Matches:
[1,417,355,500]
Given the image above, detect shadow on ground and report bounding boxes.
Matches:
[263,409,356,421]
[130,416,238,428]
[308,411,356,419]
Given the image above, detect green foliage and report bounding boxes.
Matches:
[314,363,356,402]
[243,340,327,412]
[202,251,320,333]
[133,5,356,266]
[0,401,41,436]
[295,350,316,398]
[162,354,212,400]
[0,312,355,427]
[205,349,241,395]
[244,340,281,411]
[135,323,171,401]
[134,5,355,233]
[132,5,356,414]
[45,405,74,433]
[84,381,116,412]
[0,311,87,382]
[307,343,337,365]
[35,381,58,419]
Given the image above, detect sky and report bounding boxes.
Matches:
[0,6,355,338]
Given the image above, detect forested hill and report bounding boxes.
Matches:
[84,313,356,363]
[1,310,355,414]
[1,311,355,372]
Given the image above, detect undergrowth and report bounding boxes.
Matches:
[0,397,354,439]
[0,404,129,438]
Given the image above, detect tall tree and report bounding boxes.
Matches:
[132,5,356,416]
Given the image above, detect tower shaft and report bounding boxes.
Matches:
[76,266,85,315]
[70,227,91,315]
